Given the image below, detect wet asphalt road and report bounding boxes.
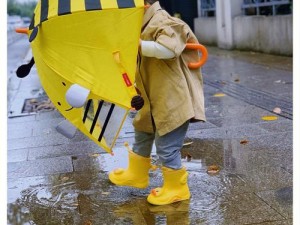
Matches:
[7,36,293,224]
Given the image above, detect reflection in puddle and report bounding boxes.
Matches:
[8,180,78,225]
[114,199,190,225]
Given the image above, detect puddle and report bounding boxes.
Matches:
[7,137,292,224]
[8,183,78,224]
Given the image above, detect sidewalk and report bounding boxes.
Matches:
[7,46,293,224]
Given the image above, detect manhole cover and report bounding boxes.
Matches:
[22,96,56,113]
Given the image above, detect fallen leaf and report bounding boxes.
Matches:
[261,115,278,121]
[90,153,101,158]
[207,165,220,175]
[61,176,69,182]
[83,220,92,225]
[183,142,193,147]
[186,153,192,162]
[101,192,110,195]
[234,78,240,82]
[273,107,282,114]
[213,93,226,97]
[29,99,38,104]
[240,140,249,145]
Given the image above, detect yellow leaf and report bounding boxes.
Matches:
[261,116,278,121]
[213,93,226,97]
[90,153,101,158]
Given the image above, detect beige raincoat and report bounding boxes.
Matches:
[133,1,206,136]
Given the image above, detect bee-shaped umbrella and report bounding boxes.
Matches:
[16,0,145,154]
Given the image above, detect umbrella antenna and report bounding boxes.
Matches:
[16,57,35,78]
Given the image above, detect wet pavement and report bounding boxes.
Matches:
[7,37,293,225]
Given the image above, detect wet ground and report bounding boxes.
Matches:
[7,37,293,225]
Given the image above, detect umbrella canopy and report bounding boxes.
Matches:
[26,0,144,153]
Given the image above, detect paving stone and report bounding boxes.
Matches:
[187,124,270,139]
[7,148,28,163]
[7,125,33,139]
[8,117,64,138]
[7,115,36,124]
[7,133,71,151]
[237,166,292,192]
[256,187,293,219]
[208,114,286,129]
[188,192,284,225]
[35,110,63,120]
[257,120,293,133]
[188,121,218,130]
[27,141,104,160]
[8,156,73,178]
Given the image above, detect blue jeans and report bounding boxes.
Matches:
[133,121,189,169]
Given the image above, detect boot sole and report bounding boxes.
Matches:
[109,174,148,189]
[147,193,191,205]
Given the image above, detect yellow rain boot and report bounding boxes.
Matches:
[109,145,151,189]
[147,166,190,205]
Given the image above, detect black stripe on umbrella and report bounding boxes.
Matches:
[83,99,92,123]
[90,100,104,134]
[29,13,35,30]
[40,0,49,23]
[117,0,135,8]
[98,103,115,142]
[58,0,71,15]
[85,0,102,11]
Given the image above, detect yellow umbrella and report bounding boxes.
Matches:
[16,0,145,154]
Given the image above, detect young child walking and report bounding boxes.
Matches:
[109,0,206,205]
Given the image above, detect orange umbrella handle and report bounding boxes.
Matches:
[15,27,29,34]
[185,43,208,69]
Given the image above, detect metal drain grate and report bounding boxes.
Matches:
[22,96,55,113]
[204,79,293,120]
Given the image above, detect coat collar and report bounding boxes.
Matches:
[142,1,162,30]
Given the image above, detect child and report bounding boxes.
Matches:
[109,0,206,205]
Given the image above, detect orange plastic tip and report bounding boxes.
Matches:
[185,43,208,69]
[15,27,29,34]
[151,189,157,196]
[110,152,115,156]
[144,4,150,8]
